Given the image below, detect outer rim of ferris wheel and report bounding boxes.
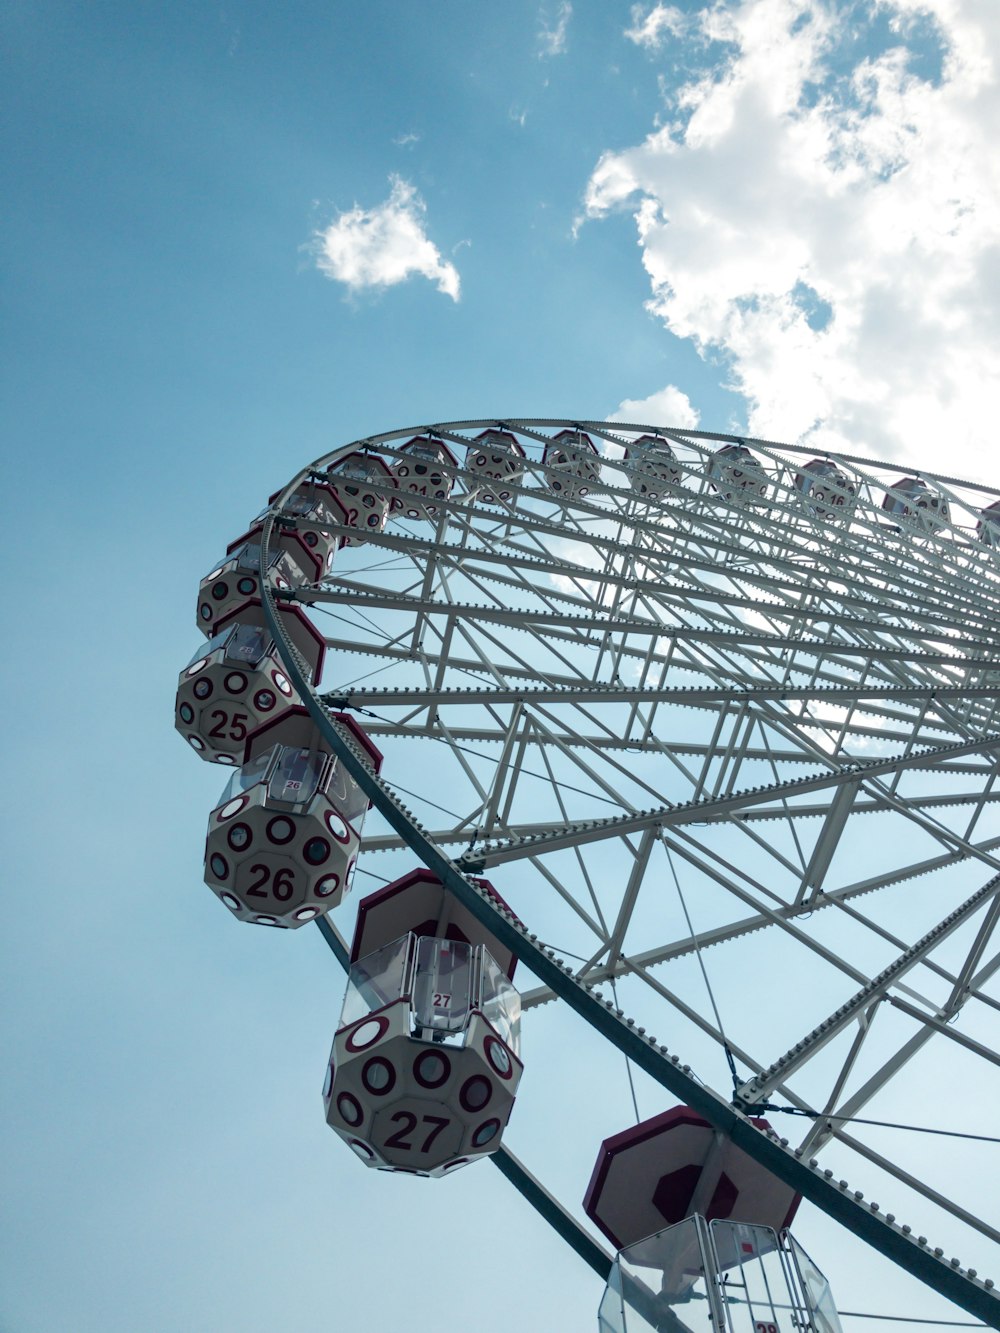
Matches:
[258,419,1000,1325]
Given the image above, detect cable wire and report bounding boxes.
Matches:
[762,1103,1000,1145]
[663,839,741,1095]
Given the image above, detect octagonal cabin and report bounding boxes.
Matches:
[624,435,682,500]
[794,457,857,521]
[599,1215,844,1333]
[391,437,459,522]
[707,444,769,505]
[203,705,382,927]
[325,869,523,1176]
[881,475,950,530]
[195,540,312,638]
[326,451,399,545]
[229,480,348,585]
[464,428,526,506]
[584,1106,800,1253]
[543,428,601,501]
[977,499,1000,547]
[175,601,325,764]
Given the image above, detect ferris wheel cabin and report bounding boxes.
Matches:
[325,869,523,1175]
[544,428,602,500]
[195,541,312,637]
[624,435,682,499]
[203,705,383,926]
[707,445,770,504]
[881,476,950,529]
[325,451,399,544]
[391,437,460,521]
[585,1108,842,1333]
[794,458,858,520]
[599,1215,843,1333]
[464,427,527,505]
[175,602,325,764]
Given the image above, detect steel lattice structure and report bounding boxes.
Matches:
[253,419,1000,1326]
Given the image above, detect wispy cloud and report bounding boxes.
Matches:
[624,3,687,50]
[392,131,421,148]
[586,0,1000,478]
[538,2,572,57]
[312,176,460,302]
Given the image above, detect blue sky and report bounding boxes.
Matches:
[4,2,1000,1330]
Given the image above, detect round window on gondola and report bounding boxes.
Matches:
[179,702,195,724]
[304,531,318,547]
[237,576,256,595]
[336,1093,364,1127]
[362,1057,396,1096]
[211,581,228,600]
[266,817,295,845]
[254,689,276,712]
[413,1050,451,1089]
[224,672,248,694]
[199,603,213,622]
[193,677,213,700]
[472,1118,501,1147]
[303,837,330,865]
[459,1075,492,1112]
[227,823,252,851]
[484,1036,513,1078]
[209,853,229,880]
[315,873,341,898]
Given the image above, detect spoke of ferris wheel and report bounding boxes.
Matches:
[309,551,1000,667]
[796,973,1000,1248]
[736,872,1000,1105]
[324,652,986,751]
[625,831,1000,1092]
[343,709,996,764]
[305,495,1000,635]
[355,729,1000,877]
[307,583,996,680]
[508,832,1000,1016]
[481,515,989,638]
[798,948,1000,1163]
[361,763,1000,1036]
[324,680,1000,711]
[447,742,1000,870]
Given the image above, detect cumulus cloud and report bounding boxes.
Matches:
[586,0,1000,477]
[312,176,460,302]
[538,2,572,57]
[608,384,700,427]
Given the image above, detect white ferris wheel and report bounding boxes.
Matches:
[177,418,1000,1329]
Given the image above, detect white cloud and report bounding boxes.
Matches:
[312,176,460,302]
[625,3,687,50]
[392,131,421,148]
[586,0,1000,480]
[538,2,572,57]
[608,384,700,427]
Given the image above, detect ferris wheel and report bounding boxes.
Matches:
[177,418,1000,1327]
